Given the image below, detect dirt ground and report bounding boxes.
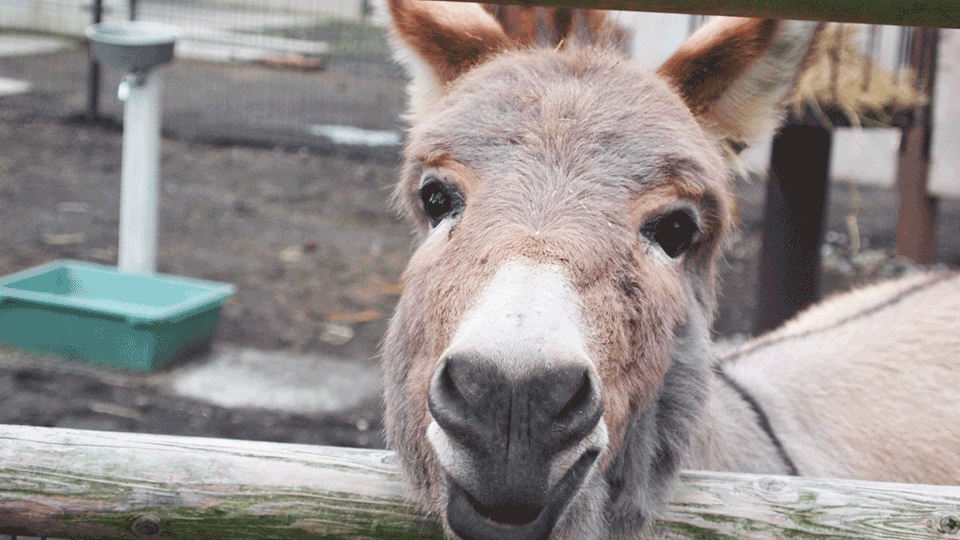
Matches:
[1,54,959,449]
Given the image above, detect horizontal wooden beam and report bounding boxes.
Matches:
[2,424,960,539]
[452,0,960,28]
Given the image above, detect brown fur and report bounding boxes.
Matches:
[659,17,822,155]
[379,4,956,540]
[658,18,778,113]
[386,0,512,85]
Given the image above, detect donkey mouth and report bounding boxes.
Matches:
[445,449,600,540]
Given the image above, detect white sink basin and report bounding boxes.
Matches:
[86,21,179,72]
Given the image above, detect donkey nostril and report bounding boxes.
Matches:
[428,360,469,440]
[436,359,467,411]
[556,370,592,422]
[547,368,602,451]
[428,355,503,445]
[430,357,602,467]
[438,355,491,409]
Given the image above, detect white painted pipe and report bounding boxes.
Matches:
[117,69,163,275]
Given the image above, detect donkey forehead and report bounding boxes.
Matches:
[405,49,726,197]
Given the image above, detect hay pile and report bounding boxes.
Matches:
[792,24,927,127]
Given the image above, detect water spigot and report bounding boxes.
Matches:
[117,72,148,101]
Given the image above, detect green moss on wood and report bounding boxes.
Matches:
[42,499,445,540]
[655,520,740,540]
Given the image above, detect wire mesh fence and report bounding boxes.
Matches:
[0,1,927,153]
[0,0,406,152]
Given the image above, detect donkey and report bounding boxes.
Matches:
[379,3,960,539]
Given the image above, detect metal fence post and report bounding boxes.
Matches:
[86,0,104,118]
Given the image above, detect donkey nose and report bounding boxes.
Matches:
[428,353,603,471]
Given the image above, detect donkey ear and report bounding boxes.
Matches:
[385,0,513,121]
[657,18,822,154]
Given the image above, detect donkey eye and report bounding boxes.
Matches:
[641,210,699,258]
[419,179,463,227]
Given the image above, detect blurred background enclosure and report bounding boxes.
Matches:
[0,0,958,456]
[0,1,958,343]
[0,0,406,145]
[0,0,941,168]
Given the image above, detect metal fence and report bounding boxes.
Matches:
[0,1,926,153]
[0,0,407,152]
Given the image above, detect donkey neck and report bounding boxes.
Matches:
[682,361,799,476]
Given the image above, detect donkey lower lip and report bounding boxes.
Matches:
[446,449,600,540]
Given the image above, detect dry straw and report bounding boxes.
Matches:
[792,24,927,127]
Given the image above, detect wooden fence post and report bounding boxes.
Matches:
[754,118,832,335]
[896,27,940,264]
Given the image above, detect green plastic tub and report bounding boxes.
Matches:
[0,260,236,371]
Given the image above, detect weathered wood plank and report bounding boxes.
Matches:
[0,425,443,539]
[446,0,960,29]
[658,472,960,540]
[1,425,959,539]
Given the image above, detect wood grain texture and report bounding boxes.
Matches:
[447,0,960,29]
[1,425,959,539]
[658,471,960,540]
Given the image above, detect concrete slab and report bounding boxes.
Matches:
[308,124,400,146]
[178,27,329,55]
[0,34,76,57]
[175,40,290,63]
[0,342,381,415]
[174,28,329,64]
[168,345,381,414]
[0,76,30,96]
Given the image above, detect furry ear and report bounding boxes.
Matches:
[482,5,631,52]
[658,18,822,155]
[384,0,513,122]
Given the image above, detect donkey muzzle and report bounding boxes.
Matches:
[428,354,605,540]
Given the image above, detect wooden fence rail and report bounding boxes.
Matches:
[456,0,960,28]
[2,425,960,539]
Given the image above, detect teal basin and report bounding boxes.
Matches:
[0,260,235,371]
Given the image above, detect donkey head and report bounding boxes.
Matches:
[381,4,819,539]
